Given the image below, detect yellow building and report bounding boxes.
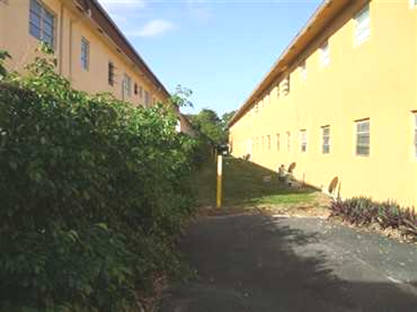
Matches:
[229,0,417,206]
[0,0,191,132]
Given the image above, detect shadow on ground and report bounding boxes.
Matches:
[159,213,417,312]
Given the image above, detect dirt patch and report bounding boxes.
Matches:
[195,205,262,219]
[256,192,331,218]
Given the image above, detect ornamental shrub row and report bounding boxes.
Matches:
[330,197,417,238]
[0,49,199,311]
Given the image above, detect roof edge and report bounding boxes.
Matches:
[86,0,171,99]
[229,0,352,127]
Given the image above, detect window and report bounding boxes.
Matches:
[144,90,151,107]
[300,130,307,153]
[261,136,265,151]
[276,133,280,151]
[300,61,307,80]
[29,0,55,47]
[356,119,370,156]
[280,76,290,96]
[322,126,330,154]
[355,3,370,45]
[320,40,330,67]
[81,38,90,71]
[122,74,132,100]
[267,135,271,150]
[414,113,417,158]
[287,131,291,152]
[134,83,138,95]
[108,62,115,86]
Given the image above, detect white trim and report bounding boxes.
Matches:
[320,40,330,68]
[354,3,370,46]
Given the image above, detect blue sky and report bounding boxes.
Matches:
[98,0,322,116]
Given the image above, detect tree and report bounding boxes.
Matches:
[220,110,236,143]
[221,110,236,128]
[190,109,236,146]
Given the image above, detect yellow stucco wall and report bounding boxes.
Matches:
[0,0,167,106]
[230,0,417,207]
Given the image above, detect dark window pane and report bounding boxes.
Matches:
[30,11,41,28]
[30,23,41,39]
[43,34,53,46]
[30,0,42,15]
[43,22,53,34]
[44,11,54,26]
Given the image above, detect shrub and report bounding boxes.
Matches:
[0,48,199,310]
[330,197,417,239]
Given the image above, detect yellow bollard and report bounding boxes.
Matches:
[216,155,223,209]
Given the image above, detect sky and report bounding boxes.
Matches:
[97,0,323,116]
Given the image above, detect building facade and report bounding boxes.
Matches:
[229,0,417,206]
[0,0,190,132]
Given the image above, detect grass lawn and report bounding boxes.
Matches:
[194,156,329,215]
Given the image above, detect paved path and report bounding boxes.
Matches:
[159,213,417,312]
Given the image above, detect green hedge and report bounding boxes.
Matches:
[0,50,198,310]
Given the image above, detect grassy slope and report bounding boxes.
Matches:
[194,156,320,209]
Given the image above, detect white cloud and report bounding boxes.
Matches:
[128,19,176,37]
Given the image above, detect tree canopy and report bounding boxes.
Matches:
[189,109,236,146]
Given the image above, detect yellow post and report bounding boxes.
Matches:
[216,155,223,209]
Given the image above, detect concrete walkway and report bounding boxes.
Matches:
[159,213,417,312]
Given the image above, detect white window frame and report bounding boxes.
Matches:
[300,130,307,153]
[144,90,151,107]
[322,126,330,154]
[29,0,55,48]
[320,41,330,67]
[81,37,90,71]
[355,119,370,157]
[280,76,290,96]
[122,74,132,100]
[354,3,370,46]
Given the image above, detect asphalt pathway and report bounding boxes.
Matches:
[159,213,417,312]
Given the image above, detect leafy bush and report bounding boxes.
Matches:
[0,48,199,310]
[330,197,417,239]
